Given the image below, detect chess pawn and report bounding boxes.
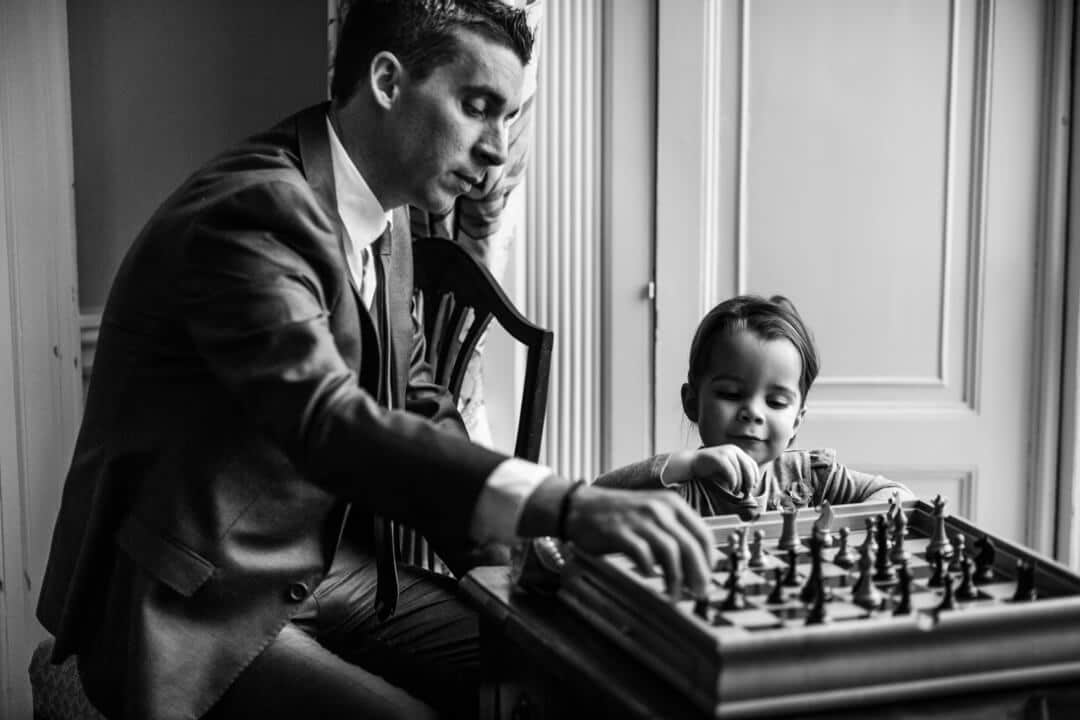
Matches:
[766,567,786,604]
[748,529,767,568]
[1011,559,1038,603]
[734,529,751,567]
[832,526,856,569]
[725,542,743,590]
[955,556,979,601]
[892,561,913,615]
[889,511,911,565]
[936,573,957,611]
[974,536,996,584]
[872,515,896,583]
[853,541,883,611]
[927,552,946,588]
[948,533,967,573]
[778,508,800,553]
[721,561,748,611]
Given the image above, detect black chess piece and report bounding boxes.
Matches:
[853,540,883,611]
[926,494,954,563]
[873,514,896,583]
[936,573,957,611]
[949,533,967,573]
[974,536,996,584]
[805,576,830,625]
[766,567,785,604]
[927,552,946,588]
[889,511,911,565]
[749,529,767,568]
[721,567,747,611]
[893,561,913,615]
[693,598,712,621]
[725,544,743,590]
[735,529,751,567]
[801,526,831,604]
[832,526,856,569]
[1011,559,1038,603]
[782,547,801,587]
[955,556,979,601]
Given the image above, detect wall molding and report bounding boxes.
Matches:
[526,0,605,480]
[859,467,976,522]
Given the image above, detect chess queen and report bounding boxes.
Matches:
[596,295,914,517]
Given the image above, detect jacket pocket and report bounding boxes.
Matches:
[115,515,216,597]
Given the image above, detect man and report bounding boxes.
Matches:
[38,2,714,718]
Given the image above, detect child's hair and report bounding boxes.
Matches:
[686,294,820,405]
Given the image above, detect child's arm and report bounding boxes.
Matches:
[804,449,916,505]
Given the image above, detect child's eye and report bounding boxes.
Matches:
[768,397,791,409]
[464,102,486,118]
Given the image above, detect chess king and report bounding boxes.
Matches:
[596,294,915,516]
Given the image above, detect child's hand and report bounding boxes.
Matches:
[664,445,761,497]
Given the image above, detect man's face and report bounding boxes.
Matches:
[388,29,525,214]
[688,329,805,466]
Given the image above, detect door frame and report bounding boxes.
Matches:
[0,0,83,715]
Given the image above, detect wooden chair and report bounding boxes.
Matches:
[396,237,554,574]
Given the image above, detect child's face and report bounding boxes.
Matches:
[683,328,806,466]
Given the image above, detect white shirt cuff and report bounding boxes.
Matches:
[469,457,554,543]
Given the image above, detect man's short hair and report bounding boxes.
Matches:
[331,0,534,102]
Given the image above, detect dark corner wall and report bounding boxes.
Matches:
[68,0,327,309]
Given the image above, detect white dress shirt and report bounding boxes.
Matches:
[326,118,552,543]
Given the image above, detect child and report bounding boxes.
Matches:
[596,294,914,517]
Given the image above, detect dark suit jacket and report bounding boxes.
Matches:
[37,103,508,720]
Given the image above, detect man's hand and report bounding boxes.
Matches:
[563,486,716,600]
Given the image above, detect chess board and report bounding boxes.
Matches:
[557,499,1080,718]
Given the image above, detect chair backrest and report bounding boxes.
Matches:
[412,238,553,462]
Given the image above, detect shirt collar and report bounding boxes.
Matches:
[326,116,394,249]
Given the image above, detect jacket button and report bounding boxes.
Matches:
[286,582,310,602]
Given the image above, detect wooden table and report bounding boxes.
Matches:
[461,565,1080,720]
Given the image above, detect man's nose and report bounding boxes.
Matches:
[474,121,508,167]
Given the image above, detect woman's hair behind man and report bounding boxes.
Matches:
[331,0,535,102]
[687,295,820,402]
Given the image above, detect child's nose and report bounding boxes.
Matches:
[738,402,765,423]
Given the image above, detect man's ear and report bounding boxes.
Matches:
[787,405,807,447]
[680,382,698,423]
[369,51,404,110]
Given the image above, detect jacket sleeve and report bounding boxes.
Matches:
[177,179,504,543]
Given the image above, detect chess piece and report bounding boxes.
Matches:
[1012,559,1038,603]
[925,494,954,563]
[814,501,835,548]
[778,507,800,553]
[805,576,830,625]
[725,542,743,590]
[734,529,751,568]
[832,526,856,569]
[927,552,946,588]
[766,567,785,604]
[974,536,996,584]
[955,556,979,601]
[693,597,712,621]
[861,517,877,556]
[949,533,967,573]
[782,548,801,587]
[749,529,767,568]
[734,490,762,523]
[892,561,912,615]
[853,540,883,611]
[936,573,957,611]
[889,511,911,565]
[721,565,747,611]
[801,526,830,604]
[873,515,896,583]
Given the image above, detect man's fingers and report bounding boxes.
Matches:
[619,531,657,578]
[656,512,712,599]
[672,500,718,572]
[635,521,682,599]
